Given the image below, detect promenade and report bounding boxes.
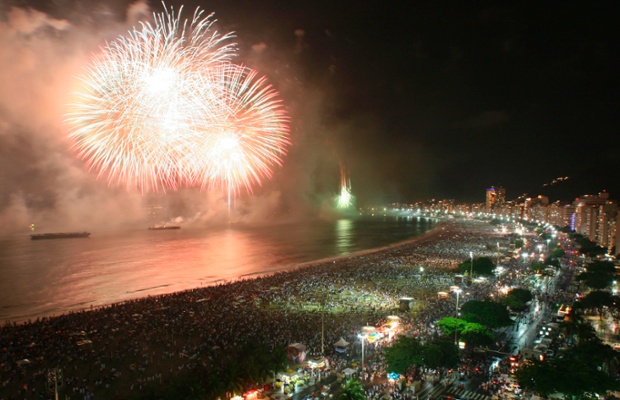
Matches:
[0,218,509,399]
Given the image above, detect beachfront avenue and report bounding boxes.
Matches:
[0,218,614,399]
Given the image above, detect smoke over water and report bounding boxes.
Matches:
[0,3,155,233]
[0,3,264,232]
[0,1,372,234]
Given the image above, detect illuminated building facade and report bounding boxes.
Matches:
[482,188,617,255]
[486,186,505,212]
[574,192,610,241]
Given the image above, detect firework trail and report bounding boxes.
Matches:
[336,162,353,209]
[66,4,290,195]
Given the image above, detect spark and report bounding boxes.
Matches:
[66,4,290,195]
[336,162,353,209]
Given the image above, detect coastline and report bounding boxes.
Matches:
[0,218,495,399]
[237,218,445,279]
[3,218,443,324]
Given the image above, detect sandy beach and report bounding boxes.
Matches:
[0,218,503,399]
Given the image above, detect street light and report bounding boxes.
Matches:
[358,334,366,371]
[47,367,62,400]
[496,242,500,266]
[454,288,462,344]
[469,251,474,282]
[321,301,325,356]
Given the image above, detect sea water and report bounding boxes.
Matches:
[0,216,435,322]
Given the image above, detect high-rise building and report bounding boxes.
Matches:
[486,186,505,212]
[547,201,575,228]
[496,187,506,204]
[478,186,617,255]
[597,202,617,250]
[574,192,610,241]
[614,213,620,255]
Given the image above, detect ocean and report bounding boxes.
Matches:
[0,215,436,322]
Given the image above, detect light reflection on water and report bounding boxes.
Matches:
[335,219,354,253]
[0,216,435,321]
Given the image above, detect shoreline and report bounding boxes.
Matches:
[0,218,495,399]
[237,218,445,278]
[4,218,444,325]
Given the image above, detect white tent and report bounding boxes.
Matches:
[334,337,350,353]
[342,367,356,376]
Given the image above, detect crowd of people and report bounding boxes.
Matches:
[0,218,521,399]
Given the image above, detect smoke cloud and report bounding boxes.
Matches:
[0,2,157,233]
[0,0,353,234]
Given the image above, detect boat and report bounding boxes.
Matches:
[30,232,91,240]
[147,225,181,230]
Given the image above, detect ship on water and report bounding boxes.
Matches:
[147,225,181,230]
[30,232,91,240]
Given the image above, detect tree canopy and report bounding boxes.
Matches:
[436,317,494,350]
[518,313,620,397]
[543,256,561,268]
[574,236,608,257]
[577,260,615,290]
[575,290,613,319]
[529,261,545,273]
[517,340,620,397]
[503,288,533,311]
[460,300,513,329]
[384,335,459,374]
[435,317,468,336]
[339,379,365,400]
[549,247,565,258]
[459,322,495,348]
[423,339,460,369]
[383,335,424,374]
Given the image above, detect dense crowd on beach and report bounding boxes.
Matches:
[0,218,523,399]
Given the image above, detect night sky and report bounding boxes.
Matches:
[203,0,620,204]
[1,1,619,229]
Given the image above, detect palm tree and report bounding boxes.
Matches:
[339,378,365,400]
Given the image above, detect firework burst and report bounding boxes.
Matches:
[336,162,354,209]
[66,4,290,194]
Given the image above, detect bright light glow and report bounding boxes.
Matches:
[66,4,290,194]
[337,185,353,208]
[336,162,354,209]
